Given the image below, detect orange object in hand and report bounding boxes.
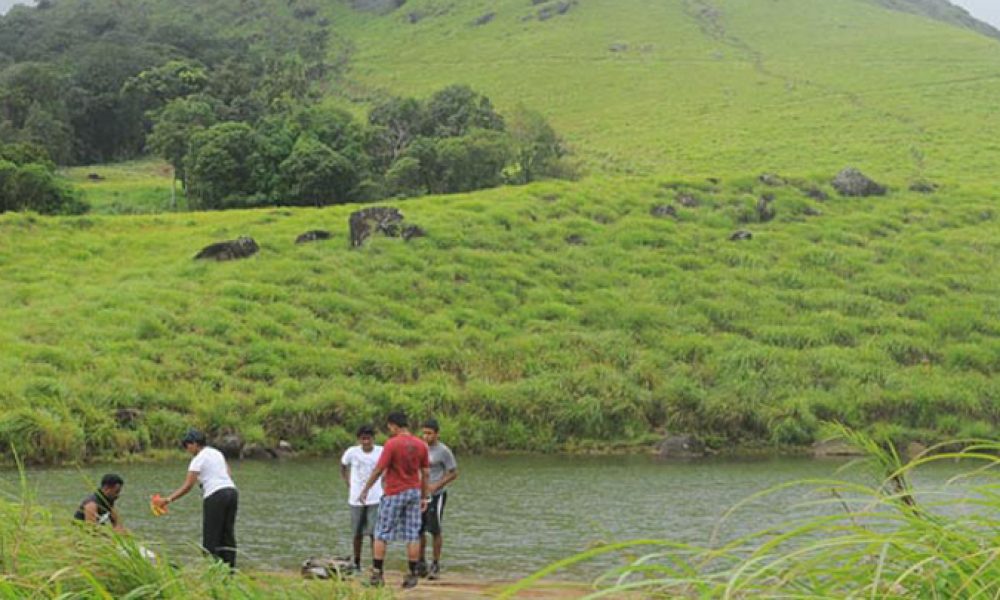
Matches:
[150,494,168,517]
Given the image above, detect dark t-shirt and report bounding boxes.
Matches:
[376,433,429,497]
[74,490,116,525]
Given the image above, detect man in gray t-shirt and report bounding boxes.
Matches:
[418,418,458,580]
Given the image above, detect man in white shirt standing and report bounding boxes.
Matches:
[154,429,239,570]
[340,424,383,573]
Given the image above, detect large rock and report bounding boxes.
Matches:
[194,236,259,261]
[301,556,354,580]
[656,434,706,459]
[349,0,405,13]
[214,434,244,459]
[240,443,278,460]
[349,206,404,247]
[832,168,887,197]
[729,230,753,241]
[812,439,865,458]
[756,194,775,222]
[650,204,678,218]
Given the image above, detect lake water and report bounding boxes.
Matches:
[0,454,970,579]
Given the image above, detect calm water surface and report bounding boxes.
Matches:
[0,454,967,579]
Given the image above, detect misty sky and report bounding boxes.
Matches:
[1,0,1000,28]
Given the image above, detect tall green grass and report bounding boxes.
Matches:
[504,426,1000,598]
[0,454,384,599]
[2,174,1000,463]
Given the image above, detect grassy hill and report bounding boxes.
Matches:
[4,0,1000,462]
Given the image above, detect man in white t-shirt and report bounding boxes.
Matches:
[340,424,383,572]
[154,429,239,569]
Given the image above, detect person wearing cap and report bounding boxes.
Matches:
[74,473,126,533]
[153,430,239,569]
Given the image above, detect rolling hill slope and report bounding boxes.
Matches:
[2,0,1000,462]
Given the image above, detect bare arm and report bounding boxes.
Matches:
[420,466,430,512]
[430,469,458,495]
[110,506,125,533]
[161,471,199,506]
[340,464,351,487]
[83,501,99,524]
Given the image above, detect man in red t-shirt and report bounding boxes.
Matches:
[359,411,430,589]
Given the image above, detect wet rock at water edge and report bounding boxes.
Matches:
[812,439,865,458]
[214,434,245,459]
[240,443,279,460]
[301,557,354,580]
[729,230,753,241]
[656,434,707,459]
[650,204,677,218]
[295,230,332,244]
[832,167,887,197]
[194,236,260,261]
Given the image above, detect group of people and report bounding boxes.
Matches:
[73,410,458,590]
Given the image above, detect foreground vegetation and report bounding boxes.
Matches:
[2,171,999,463]
[506,428,1000,599]
[0,464,384,599]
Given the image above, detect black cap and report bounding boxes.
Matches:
[181,429,207,447]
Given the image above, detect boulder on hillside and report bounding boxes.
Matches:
[650,204,678,218]
[295,230,333,244]
[350,206,426,247]
[565,234,585,245]
[759,173,785,186]
[538,0,574,20]
[756,194,776,222]
[349,0,405,13]
[214,434,244,459]
[832,168,887,197]
[194,236,259,261]
[472,11,495,26]
[908,180,937,194]
[656,434,707,459]
[677,193,700,208]
[114,408,142,428]
[402,224,427,241]
[729,230,753,241]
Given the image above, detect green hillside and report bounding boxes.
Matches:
[3,0,1000,462]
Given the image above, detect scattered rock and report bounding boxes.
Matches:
[214,434,245,459]
[812,439,865,458]
[677,193,700,208]
[295,230,332,244]
[802,186,829,201]
[656,434,706,459]
[756,194,776,222]
[758,173,785,186]
[538,0,574,20]
[240,443,278,460]
[609,43,628,53]
[904,441,929,460]
[908,180,937,194]
[650,204,678,219]
[706,177,721,184]
[349,206,404,247]
[565,234,585,245]
[472,11,495,25]
[803,206,823,217]
[86,173,105,181]
[832,167,887,197]
[277,440,294,455]
[729,230,753,241]
[349,0,405,13]
[402,224,426,241]
[194,236,260,261]
[407,11,423,23]
[301,557,354,580]
[114,408,142,428]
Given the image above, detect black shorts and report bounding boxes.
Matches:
[420,491,447,535]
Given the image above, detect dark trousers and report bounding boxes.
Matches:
[202,487,238,569]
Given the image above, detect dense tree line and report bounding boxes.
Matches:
[0,0,329,164]
[0,0,568,211]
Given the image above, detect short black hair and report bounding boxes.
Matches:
[101,474,124,488]
[422,418,440,432]
[181,429,207,447]
[386,411,408,428]
[357,424,375,437]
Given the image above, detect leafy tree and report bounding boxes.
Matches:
[368,96,424,168]
[123,59,210,113]
[507,105,564,184]
[0,141,53,168]
[147,96,217,188]
[4,163,85,215]
[185,122,264,210]
[423,84,504,138]
[0,61,66,128]
[435,129,509,193]
[384,156,425,197]
[22,101,73,165]
[275,136,358,206]
[0,159,16,213]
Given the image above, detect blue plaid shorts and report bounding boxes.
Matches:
[375,488,422,542]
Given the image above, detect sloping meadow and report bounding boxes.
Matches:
[2,174,1000,462]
